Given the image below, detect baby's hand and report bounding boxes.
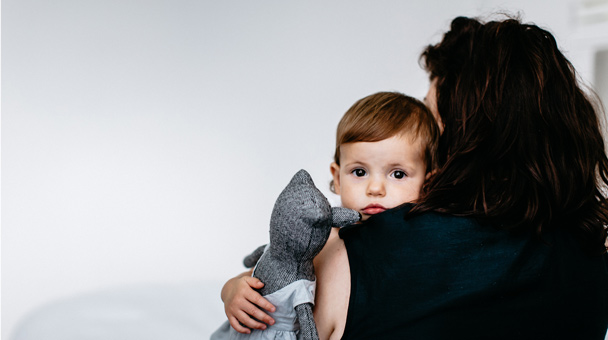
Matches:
[221,271,276,333]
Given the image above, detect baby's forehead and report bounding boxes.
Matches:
[344,131,426,150]
[339,134,426,161]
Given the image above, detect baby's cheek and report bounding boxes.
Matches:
[398,185,422,203]
[340,197,358,211]
[338,187,359,210]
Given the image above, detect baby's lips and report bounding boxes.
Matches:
[362,204,386,215]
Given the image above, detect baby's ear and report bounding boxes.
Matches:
[331,207,360,227]
[330,163,341,195]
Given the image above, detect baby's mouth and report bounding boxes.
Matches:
[362,204,386,215]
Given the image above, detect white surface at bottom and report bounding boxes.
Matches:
[9,280,608,340]
[10,281,226,340]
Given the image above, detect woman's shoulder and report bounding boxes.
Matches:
[339,203,484,241]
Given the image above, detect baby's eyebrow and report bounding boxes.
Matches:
[343,160,367,167]
[386,163,418,174]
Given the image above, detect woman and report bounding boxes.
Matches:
[221,16,608,339]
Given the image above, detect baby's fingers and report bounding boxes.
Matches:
[237,291,275,326]
[242,284,276,314]
[223,274,276,332]
[228,316,252,334]
[236,307,272,331]
[246,300,275,327]
[227,299,271,333]
[244,276,265,289]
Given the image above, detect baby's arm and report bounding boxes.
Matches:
[220,269,276,333]
[313,228,351,340]
[220,228,350,338]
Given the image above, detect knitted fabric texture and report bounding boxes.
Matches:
[253,170,360,295]
[250,169,359,340]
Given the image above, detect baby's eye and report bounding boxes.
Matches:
[392,170,407,179]
[352,168,367,177]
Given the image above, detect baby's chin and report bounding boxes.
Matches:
[359,212,382,221]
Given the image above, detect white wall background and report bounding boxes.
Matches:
[2,0,605,338]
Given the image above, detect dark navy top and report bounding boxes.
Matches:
[339,203,608,340]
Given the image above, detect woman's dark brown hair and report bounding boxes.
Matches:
[417,16,608,254]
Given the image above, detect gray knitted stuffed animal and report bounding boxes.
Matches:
[210,169,360,340]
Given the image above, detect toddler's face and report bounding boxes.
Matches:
[330,134,427,221]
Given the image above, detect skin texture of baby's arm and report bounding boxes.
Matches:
[313,228,351,340]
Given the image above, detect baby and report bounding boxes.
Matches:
[219,91,440,338]
[329,91,438,221]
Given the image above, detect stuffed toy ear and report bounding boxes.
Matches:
[331,207,360,227]
[289,169,314,186]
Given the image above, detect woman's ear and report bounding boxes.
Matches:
[330,162,341,195]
